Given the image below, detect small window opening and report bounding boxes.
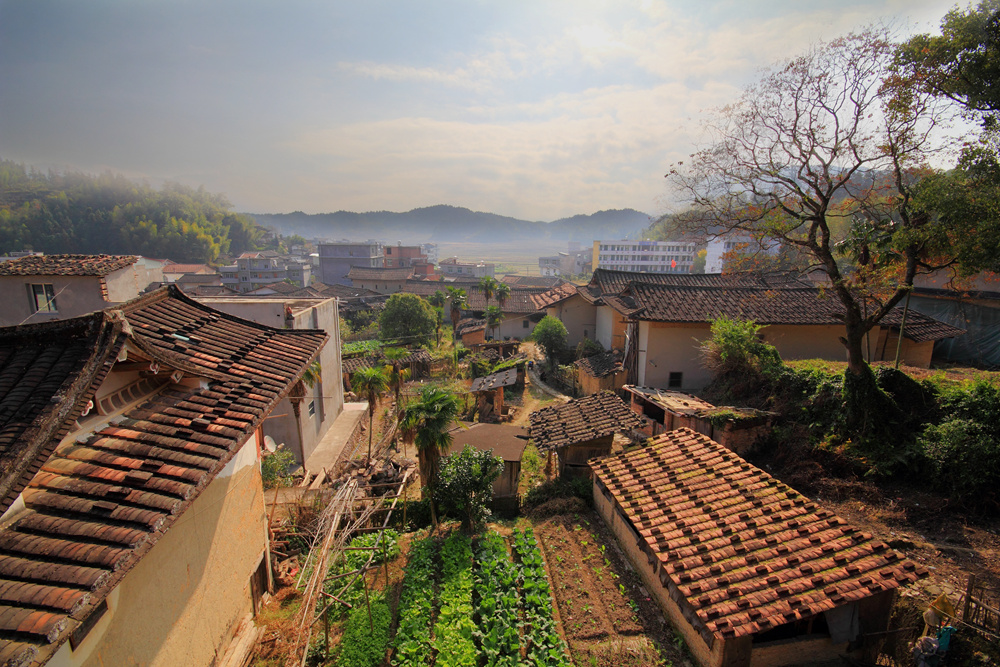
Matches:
[668,372,683,388]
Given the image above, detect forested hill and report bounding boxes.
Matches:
[0,162,263,263]
[249,205,652,243]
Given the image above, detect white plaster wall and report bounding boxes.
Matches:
[596,306,615,350]
[548,295,598,348]
[641,322,714,392]
[0,275,109,326]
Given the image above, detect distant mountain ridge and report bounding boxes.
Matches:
[247,205,652,244]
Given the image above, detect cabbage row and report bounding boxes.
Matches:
[511,528,572,667]
[391,536,437,666]
[432,533,478,667]
[473,532,523,667]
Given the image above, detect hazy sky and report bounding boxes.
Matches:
[0,0,959,220]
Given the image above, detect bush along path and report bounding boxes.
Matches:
[512,528,573,667]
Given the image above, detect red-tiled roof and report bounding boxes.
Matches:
[343,350,432,375]
[588,268,811,295]
[0,286,326,665]
[574,349,624,379]
[464,287,546,314]
[0,255,137,277]
[590,429,927,644]
[347,266,414,281]
[529,391,641,451]
[531,283,578,310]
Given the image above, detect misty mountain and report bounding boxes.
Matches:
[246,205,652,244]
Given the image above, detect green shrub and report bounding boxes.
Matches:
[523,477,593,509]
[574,338,603,360]
[261,447,296,489]
[920,418,1000,509]
[700,316,784,405]
[336,597,391,667]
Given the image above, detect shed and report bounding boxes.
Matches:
[590,428,927,667]
[529,391,642,478]
[574,349,626,396]
[624,386,773,455]
[470,367,519,422]
[447,422,529,497]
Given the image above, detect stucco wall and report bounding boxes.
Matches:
[104,266,146,303]
[596,306,615,350]
[496,315,536,340]
[547,295,598,348]
[49,437,267,667]
[640,322,714,391]
[0,275,110,326]
[761,324,847,362]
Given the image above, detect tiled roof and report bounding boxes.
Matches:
[500,275,567,287]
[246,281,299,295]
[0,286,325,666]
[591,428,927,643]
[300,283,381,299]
[447,423,529,462]
[347,266,414,281]
[470,368,518,392]
[606,284,965,341]
[574,349,624,379]
[0,255,137,277]
[455,318,486,336]
[343,350,432,375]
[531,283,578,310]
[623,386,716,416]
[162,263,214,275]
[588,268,811,295]
[464,287,546,314]
[529,391,642,451]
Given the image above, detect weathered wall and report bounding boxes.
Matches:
[104,266,146,303]
[49,438,267,667]
[496,315,536,340]
[748,636,843,667]
[640,322,714,391]
[596,306,616,350]
[593,482,722,667]
[547,294,598,348]
[761,324,847,362]
[0,275,109,326]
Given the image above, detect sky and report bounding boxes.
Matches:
[0,0,962,221]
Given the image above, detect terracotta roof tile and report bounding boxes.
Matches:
[0,285,326,665]
[590,428,927,642]
[0,254,137,277]
[531,283,578,310]
[574,349,624,379]
[529,391,642,451]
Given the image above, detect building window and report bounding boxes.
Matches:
[28,283,57,313]
[668,372,683,388]
[308,401,316,416]
[522,319,529,329]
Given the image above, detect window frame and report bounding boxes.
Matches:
[27,283,57,313]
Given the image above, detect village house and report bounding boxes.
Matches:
[574,349,626,396]
[193,295,345,466]
[0,285,325,667]
[161,262,215,283]
[0,254,164,327]
[591,428,927,667]
[470,367,519,422]
[463,286,548,339]
[529,391,642,478]
[346,266,416,294]
[342,349,432,392]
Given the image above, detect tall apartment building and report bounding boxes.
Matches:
[318,240,384,285]
[592,240,695,274]
[220,252,312,293]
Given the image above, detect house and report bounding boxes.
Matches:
[446,422,528,498]
[529,391,642,478]
[194,295,345,465]
[500,275,567,288]
[346,266,415,294]
[0,254,161,327]
[533,283,595,348]
[383,243,429,268]
[590,428,927,667]
[455,318,487,346]
[0,285,325,667]
[174,272,224,292]
[906,270,1000,367]
[605,282,965,391]
[464,286,548,339]
[220,252,313,293]
[470,368,519,422]
[623,386,773,455]
[317,240,384,286]
[161,262,214,283]
[574,349,626,396]
[439,257,494,278]
[342,350,432,392]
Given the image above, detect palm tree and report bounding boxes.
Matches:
[399,386,461,528]
[382,347,411,411]
[485,306,502,341]
[494,282,510,339]
[477,276,498,312]
[351,365,389,461]
[446,287,467,337]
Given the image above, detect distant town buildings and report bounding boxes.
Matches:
[439,257,495,278]
[538,244,592,277]
[219,251,312,293]
[592,240,696,274]
[318,240,384,285]
[704,236,780,273]
[383,243,429,268]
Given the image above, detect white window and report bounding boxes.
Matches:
[28,284,56,313]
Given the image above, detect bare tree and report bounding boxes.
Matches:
[668,27,955,377]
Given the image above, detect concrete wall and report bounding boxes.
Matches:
[495,315,537,340]
[547,295,598,348]
[49,437,267,667]
[0,275,107,326]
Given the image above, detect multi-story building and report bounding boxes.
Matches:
[383,243,429,268]
[318,240,384,285]
[592,240,695,274]
[439,257,494,278]
[538,247,592,277]
[421,243,439,265]
[220,252,313,293]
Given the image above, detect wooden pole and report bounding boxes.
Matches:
[962,573,976,623]
[894,289,913,369]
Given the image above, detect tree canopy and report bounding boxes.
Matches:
[436,445,504,533]
[379,293,436,346]
[531,315,568,369]
[0,161,265,263]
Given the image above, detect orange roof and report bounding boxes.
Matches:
[590,428,926,643]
